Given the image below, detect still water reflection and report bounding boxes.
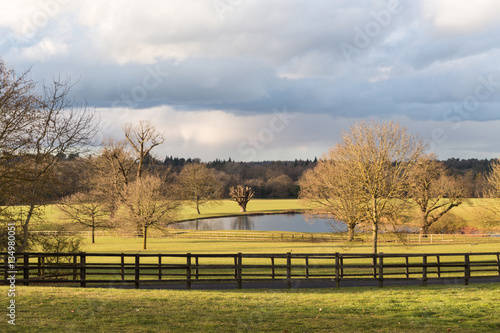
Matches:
[171,214,347,233]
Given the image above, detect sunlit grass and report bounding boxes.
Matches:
[80,237,500,254]
[2,284,499,332]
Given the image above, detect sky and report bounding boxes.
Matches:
[1,0,500,162]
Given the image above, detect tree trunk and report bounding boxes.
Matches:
[143,226,148,250]
[92,224,95,244]
[196,204,201,214]
[372,223,378,254]
[240,202,247,212]
[419,223,430,236]
[21,202,36,252]
[347,226,355,242]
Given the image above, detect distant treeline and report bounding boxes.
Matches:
[6,154,495,204]
[162,156,496,199]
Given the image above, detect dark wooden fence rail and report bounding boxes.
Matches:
[2,252,499,289]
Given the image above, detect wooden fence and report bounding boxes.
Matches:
[2,252,499,289]
[29,230,500,244]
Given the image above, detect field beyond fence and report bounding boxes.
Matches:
[3,251,499,290]
[30,230,500,244]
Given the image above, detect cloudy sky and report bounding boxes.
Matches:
[2,0,500,161]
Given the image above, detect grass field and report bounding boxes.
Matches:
[5,200,500,332]
[80,237,500,254]
[29,198,500,232]
[2,284,499,332]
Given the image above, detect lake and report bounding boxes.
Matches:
[170,214,347,233]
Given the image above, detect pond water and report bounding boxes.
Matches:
[170,214,347,233]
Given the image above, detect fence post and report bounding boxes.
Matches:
[271,256,275,279]
[378,253,384,288]
[335,252,340,288]
[305,255,309,279]
[340,256,344,278]
[135,255,140,289]
[23,254,29,286]
[372,254,377,279]
[121,254,125,281]
[422,255,427,287]
[158,255,162,281]
[80,253,86,288]
[73,255,78,281]
[286,252,292,289]
[436,255,441,278]
[237,253,242,289]
[195,256,200,280]
[464,254,470,286]
[496,252,500,276]
[405,256,409,278]
[186,253,192,290]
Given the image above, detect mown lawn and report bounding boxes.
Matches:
[81,236,500,254]
[1,284,499,332]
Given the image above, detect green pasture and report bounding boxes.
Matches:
[22,198,500,232]
[2,284,499,332]
[80,237,500,254]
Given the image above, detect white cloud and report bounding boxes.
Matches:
[20,37,68,61]
[423,0,500,35]
[2,1,500,160]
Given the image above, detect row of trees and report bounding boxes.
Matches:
[299,121,500,253]
[2,58,500,253]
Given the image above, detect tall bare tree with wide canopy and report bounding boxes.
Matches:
[307,121,426,253]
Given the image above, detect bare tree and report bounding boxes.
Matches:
[485,158,500,198]
[91,138,137,216]
[0,59,37,213]
[407,154,464,235]
[58,191,111,243]
[0,61,100,251]
[176,163,224,214]
[121,175,179,249]
[123,121,164,179]
[322,121,426,253]
[483,158,500,226]
[230,185,254,212]
[299,156,368,242]
[18,78,99,251]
